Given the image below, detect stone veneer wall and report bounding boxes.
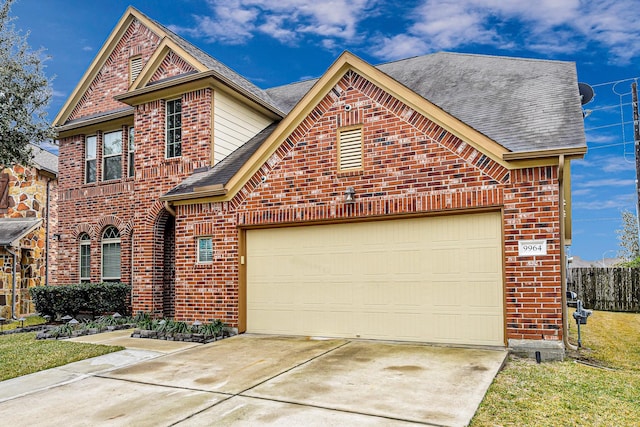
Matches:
[0,164,56,316]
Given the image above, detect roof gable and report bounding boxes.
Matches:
[55,7,162,125]
[55,7,282,127]
[266,52,587,156]
[163,51,525,203]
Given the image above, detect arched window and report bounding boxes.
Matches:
[102,226,121,281]
[79,233,91,282]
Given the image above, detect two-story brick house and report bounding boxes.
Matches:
[0,144,58,318]
[53,7,586,358]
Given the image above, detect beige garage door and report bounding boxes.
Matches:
[246,212,504,346]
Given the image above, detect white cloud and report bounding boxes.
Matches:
[575,178,636,189]
[371,0,640,62]
[171,1,260,44]
[169,0,640,64]
[573,193,636,210]
[174,0,376,45]
[375,34,430,60]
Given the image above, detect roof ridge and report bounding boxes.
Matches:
[144,12,282,111]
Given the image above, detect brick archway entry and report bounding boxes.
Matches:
[153,210,176,318]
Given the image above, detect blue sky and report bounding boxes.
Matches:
[8,0,640,261]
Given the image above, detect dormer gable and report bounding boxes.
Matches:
[55,7,284,130]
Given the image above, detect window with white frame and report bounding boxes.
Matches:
[103,130,122,181]
[85,135,97,183]
[166,98,182,158]
[79,233,91,282]
[198,237,213,263]
[128,127,135,178]
[102,226,121,281]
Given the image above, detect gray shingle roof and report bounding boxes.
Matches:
[165,52,586,199]
[163,123,278,199]
[30,144,58,175]
[266,52,587,153]
[0,218,42,246]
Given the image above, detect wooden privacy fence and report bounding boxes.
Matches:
[567,268,640,312]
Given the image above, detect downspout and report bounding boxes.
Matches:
[45,178,50,286]
[6,246,17,319]
[164,200,176,217]
[559,155,577,351]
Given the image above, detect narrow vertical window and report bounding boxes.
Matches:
[102,226,121,281]
[103,131,122,181]
[198,237,213,263]
[128,127,135,178]
[79,233,91,282]
[85,135,97,183]
[166,98,182,158]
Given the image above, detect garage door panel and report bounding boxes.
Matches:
[247,212,504,346]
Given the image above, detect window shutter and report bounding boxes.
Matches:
[130,57,143,84]
[0,173,9,209]
[339,127,363,170]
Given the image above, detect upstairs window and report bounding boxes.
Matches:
[103,130,122,181]
[102,226,121,281]
[166,98,182,158]
[338,126,363,171]
[85,135,97,183]
[128,127,135,178]
[79,233,91,282]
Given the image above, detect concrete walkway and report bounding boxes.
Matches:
[0,331,507,426]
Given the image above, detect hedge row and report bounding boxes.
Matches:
[30,283,132,318]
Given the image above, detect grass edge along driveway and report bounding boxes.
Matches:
[0,332,123,381]
[471,311,640,426]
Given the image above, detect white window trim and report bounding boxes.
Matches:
[197,236,213,263]
[165,98,182,159]
[128,127,135,178]
[102,130,123,181]
[101,226,121,281]
[85,135,97,184]
[79,234,91,282]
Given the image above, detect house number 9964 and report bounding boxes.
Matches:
[518,240,547,256]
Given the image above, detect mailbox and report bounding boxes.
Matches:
[572,300,593,325]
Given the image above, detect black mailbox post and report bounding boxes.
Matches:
[572,300,593,348]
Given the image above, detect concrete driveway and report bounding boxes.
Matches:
[0,333,506,426]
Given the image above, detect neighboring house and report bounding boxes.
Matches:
[52,7,586,358]
[0,144,58,318]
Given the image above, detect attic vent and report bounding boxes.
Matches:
[338,126,363,171]
[129,56,143,84]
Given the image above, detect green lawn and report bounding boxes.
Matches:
[0,332,123,381]
[471,311,640,426]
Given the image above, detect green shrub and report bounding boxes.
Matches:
[29,283,131,318]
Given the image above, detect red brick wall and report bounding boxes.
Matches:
[151,51,196,83]
[56,87,213,317]
[170,70,562,343]
[68,19,161,121]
